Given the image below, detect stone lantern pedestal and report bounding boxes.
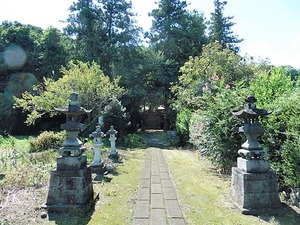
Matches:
[231,95,281,215]
[44,93,96,214]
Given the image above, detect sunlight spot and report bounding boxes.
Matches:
[3,44,27,69]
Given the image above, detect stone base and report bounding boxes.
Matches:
[109,151,119,159]
[91,162,107,174]
[45,157,95,214]
[231,167,281,215]
[237,157,269,173]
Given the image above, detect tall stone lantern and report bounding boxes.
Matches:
[231,95,281,214]
[44,93,96,214]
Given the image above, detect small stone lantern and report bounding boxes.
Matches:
[231,95,281,214]
[89,120,105,166]
[107,125,118,158]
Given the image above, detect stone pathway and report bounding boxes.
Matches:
[132,147,186,225]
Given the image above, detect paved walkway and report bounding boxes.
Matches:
[132,147,186,225]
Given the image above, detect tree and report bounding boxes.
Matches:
[121,47,177,131]
[64,0,141,79]
[39,28,70,79]
[0,21,43,78]
[208,0,243,52]
[149,0,207,67]
[171,42,253,111]
[14,61,125,126]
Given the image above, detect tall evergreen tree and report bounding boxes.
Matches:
[149,0,207,67]
[208,0,243,52]
[64,0,141,78]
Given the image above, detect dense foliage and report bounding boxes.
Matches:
[14,61,125,127]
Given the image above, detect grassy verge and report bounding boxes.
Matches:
[88,149,145,225]
[163,149,300,225]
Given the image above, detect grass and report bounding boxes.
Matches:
[88,149,145,225]
[163,149,300,225]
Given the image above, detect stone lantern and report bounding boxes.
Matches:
[89,117,107,174]
[231,95,281,214]
[107,125,118,158]
[44,93,96,214]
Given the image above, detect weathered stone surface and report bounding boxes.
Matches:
[165,200,183,218]
[151,208,167,225]
[237,157,270,173]
[231,167,281,214]
[46,165,94,213]
[134,200,149,218]
[56,155,87,170]
[151,194,164,208]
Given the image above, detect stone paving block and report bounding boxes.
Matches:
[151,169,160,176]
[151,183,162,194]
[168,218,186,225]
[163,187,177,200]
[159,167,168,173]
[162,179,173,188]
[151,175,161,184]
[132,218,149,225]
[140,179,150,188]
[165,200,183,218]
[160,172,170,179]
[151,193,164,208]
[134,200,150,218]
[150,208,167,225]
[141,170,151,179]
[137,187,150,200]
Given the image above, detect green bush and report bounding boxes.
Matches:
[175,108,191,145]
[189,82,245,172]
[261,90,300,191]
[124,133,145,148]
[102,98,128,138]
[29,131,66,153]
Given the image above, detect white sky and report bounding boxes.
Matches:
[0,0,300,68]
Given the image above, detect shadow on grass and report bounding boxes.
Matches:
[48,210,93,225]
[255,203,300,225]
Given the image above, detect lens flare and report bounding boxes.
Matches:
[3,44,27,69]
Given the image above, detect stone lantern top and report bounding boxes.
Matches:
[55,93,91,123]
[55,93,91,156]
[232,95,271,123]
[90,125,105,139]
[107,125,117,135]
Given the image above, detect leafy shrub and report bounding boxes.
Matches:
[102,98,128,138]
[261,89,300,191]
[124,133,145,148]
[175,108,191,145]
[248,67,297,191]
[189,83,245,172]
[29,131,66,153]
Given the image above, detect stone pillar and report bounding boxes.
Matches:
[231,95,281,215]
